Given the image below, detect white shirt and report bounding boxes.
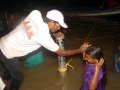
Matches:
[0,10,59,59]
[0,77,5,90]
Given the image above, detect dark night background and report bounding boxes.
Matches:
[0,0,120,11]
[0,0,120,36]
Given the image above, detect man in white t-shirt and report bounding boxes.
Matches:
[0,9,90,90]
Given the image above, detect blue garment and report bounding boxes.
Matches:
[114,52,120,72]
[81,63,104,90]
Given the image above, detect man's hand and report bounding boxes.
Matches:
[79,42,91,53]
[52,32,65,39]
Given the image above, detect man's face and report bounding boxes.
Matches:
[49,21,61,33]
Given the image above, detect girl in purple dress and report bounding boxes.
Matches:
[80,46,107,90]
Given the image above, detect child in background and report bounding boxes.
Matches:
[114,46,120,72]
[80,46,107,90]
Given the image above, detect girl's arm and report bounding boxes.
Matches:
[89,58,104,90]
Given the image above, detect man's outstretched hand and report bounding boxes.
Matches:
[79,42,91,53]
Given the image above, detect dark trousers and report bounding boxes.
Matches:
[0,50,23,90]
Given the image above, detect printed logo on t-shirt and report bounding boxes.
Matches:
[22,18,38,40]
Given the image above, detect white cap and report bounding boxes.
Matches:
[46,9,68,28]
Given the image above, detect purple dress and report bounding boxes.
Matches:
[81,63,104,90]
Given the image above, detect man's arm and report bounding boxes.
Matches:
[55,42,91,56]
[52,31,91,56]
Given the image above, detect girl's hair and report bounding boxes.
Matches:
[86,46,107,89]
[85,46,104,61]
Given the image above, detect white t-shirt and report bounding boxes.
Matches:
[0,77,5,90]
[0,10,59,59]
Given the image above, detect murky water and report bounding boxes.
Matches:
[1,16,120,90]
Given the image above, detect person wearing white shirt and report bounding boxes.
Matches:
[0,9,90,90]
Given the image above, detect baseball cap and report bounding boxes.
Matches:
[46,9,68,28]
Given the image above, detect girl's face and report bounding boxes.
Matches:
[84,53,97,64]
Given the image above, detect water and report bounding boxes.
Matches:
[20,16,120,90]
[1,15,120,90]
